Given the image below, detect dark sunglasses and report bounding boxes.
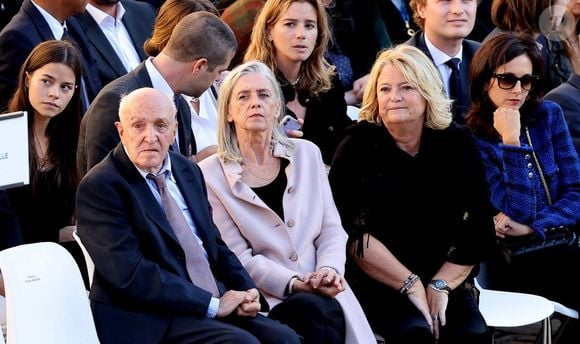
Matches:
[492,73,540,91]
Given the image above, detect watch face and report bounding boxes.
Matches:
[434,280,447,289]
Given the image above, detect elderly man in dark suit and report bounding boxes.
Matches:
[0,0,101,112]
[75,0,156,87]
[406,0,481,123]
[77,11,235,176]
[76,87,300,344]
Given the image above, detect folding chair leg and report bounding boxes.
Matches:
[535,318,552,344]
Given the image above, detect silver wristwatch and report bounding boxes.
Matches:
[429,279,452,292]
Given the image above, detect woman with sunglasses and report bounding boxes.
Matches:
[466,32,580,343]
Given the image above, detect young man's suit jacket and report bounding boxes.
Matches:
[75,0,156,87]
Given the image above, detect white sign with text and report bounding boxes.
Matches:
[0,111,29,189]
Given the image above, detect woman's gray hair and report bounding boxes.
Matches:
[359,45,453,130]
[217,60,295,162]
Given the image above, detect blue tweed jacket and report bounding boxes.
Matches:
[474,100,580,236]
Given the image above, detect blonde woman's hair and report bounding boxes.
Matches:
[359,45,452,130]
[243,0,334,97]
[217,60,295,162]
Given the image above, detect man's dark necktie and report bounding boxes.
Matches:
[445,58,468,122]
[149,172,220,297]
[61,28,91,112]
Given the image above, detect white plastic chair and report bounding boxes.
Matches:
[0,242,100,344]
[551,300,579,343]
[73,229,95,288]
[475,278,554,344]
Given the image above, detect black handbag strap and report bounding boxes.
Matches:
[525,127,553,205]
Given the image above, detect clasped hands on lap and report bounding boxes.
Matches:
[406,279,449,340]
[217,288,261,318]
[293,268,346,298]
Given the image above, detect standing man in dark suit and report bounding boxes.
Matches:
[77,11,236,176]
[0,0,102,112]
[406,0,481,123]
[75,0,156,87]
[76,87,300,344]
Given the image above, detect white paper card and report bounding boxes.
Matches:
[0,111,30,189]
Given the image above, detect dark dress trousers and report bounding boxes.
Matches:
[77,62,195,176]
[76,145,299,343]
[0,0,101,111]
[75,0,156,87]
[406,31,480,123]
[544,73,580,155]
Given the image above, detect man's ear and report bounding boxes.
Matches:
[192,58,208,75]
[114,121,123,139]
[417,2,426,19]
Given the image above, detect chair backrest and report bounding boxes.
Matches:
[552,301,579,319]
[475,277,554,328]
[0,242,100,344]
[73,229,95,288]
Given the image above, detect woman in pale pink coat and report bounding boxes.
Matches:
[198,61,375,344]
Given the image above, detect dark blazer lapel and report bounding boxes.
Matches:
[67,17,103,100]
[77,13,127,77]
[22,0,56,41]
[170,154,218,259]
[121,5,148,61]
[460,40,479,88]
[415,31,433,61]
[175,95,195,156]
[132,62,153,87]
[111,144,180,243]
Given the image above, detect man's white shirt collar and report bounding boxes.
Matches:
[145,58,175,99]
[129,146,174,183]
[86,2,126,26]
[31,0,66,39]
[424,33,463,68]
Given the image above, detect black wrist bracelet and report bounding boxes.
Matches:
[399,273,420,294]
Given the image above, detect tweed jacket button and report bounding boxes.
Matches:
[289,252,298,261]
[525,154,531,160]
[527,163,533,169]
[528,172,534,178]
